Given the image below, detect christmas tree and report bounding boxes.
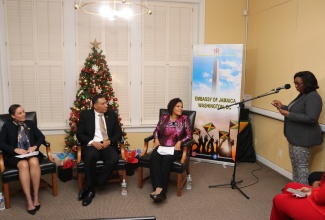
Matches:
[64,39,129,161]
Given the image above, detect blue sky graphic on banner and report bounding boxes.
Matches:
[191,44,243,165]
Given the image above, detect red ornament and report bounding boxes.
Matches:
[107,97,111,101]
[109,87,113,91]
[82,68,85,71]
[114,98,118,101]
[109,78,112,81]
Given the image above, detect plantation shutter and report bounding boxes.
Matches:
[6,0,65,128]
[76,2,130,125]
[142,2,193,124]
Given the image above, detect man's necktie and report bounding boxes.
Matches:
[98,113,109,141]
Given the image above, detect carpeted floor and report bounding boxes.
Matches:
[0,160,290,220]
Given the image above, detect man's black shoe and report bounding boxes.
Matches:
[82,191,95,206]
[78,186,90,201]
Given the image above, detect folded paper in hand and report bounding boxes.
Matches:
[157,146,174,155]
[15,151,39,158]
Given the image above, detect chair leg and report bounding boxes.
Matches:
[138,166,143,188]
[52,173,58,196]
[78,173,83,190]
[177,173,182,197]
[122,169,126,182]
[3,183,10,209]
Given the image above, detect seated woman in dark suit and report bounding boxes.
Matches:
[0,104,45,215]
[150,98,192,202]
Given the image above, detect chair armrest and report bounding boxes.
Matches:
[77,142,82,163]
[182,139,195,148]
[141,135,154,156]
[180,146,188,164]
[144,135,154,142]
[180,139,195,164]
[0,150,4,173]
[44,140,54,162]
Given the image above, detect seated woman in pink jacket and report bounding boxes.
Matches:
[270,173,325,219]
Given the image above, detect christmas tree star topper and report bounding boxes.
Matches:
[90,38,101,49]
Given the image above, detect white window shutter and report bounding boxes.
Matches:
[77,3,131,124]
[6,0,35,62]
[6,0,65,128]
[10,66,37,110]
[105,16,130,125]
[142,2,193,124]
[35,0,65,127]
[77,3,103,69]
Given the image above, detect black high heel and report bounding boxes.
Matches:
[27,208,37,215]
[35,205,41,211]
[153,192,166,203]
[150,192,156,199]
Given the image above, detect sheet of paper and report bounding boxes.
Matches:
[157,146,175,155]
[15,151,39,158]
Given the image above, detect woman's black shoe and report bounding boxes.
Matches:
[27,208,37,215]
[153,192,166,203]
[35,205,41,211]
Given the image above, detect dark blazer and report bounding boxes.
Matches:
[0,120,45,160]
[76,109,122,152]
[282,91,323,147]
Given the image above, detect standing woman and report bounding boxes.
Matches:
[272,71,323,184]
[0,104,44,215]
[149,98,192,202]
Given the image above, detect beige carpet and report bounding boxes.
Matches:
[0,160,290,220]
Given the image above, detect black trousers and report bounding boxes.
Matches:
[150,147,182,193]
[82,145,119,190]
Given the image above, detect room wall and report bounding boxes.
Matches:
[46,0,248,154]
[205,0,247,44]
[246,0,325,172]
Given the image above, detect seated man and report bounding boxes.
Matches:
[270,172,325,219]
[77,94,122,206]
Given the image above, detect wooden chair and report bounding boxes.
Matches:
[76,110,127,190]
[137,109,196,196]
[0,112,58,209]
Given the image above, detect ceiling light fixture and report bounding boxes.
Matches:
[74,0,152,20]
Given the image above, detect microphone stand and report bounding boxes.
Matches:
[208,89,280,199]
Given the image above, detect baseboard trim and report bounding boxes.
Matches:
[256,154,292,180]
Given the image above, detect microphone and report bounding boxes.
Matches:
[272,84,291,91]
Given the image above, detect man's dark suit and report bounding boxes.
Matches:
[77,108,122,189]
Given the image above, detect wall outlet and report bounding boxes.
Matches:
[278,149,282,157]
[254,139,257,147]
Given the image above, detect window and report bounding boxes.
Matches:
[5,0,65,129]
[142,2,193,124]
[77,2,130,125]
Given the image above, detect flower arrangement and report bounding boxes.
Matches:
[57,152,76,169]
